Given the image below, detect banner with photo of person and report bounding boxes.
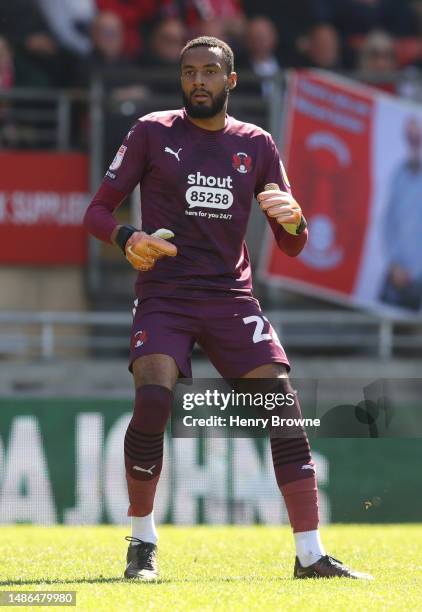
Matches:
[260,69,422,317]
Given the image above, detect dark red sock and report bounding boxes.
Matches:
[281,471,319,532]
[125,384,172,517]
[269,379,320,532]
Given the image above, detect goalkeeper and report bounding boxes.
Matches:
[84,35,373,582]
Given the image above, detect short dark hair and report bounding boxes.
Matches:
[180,36,234,74]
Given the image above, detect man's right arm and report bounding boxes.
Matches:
[83,119,148,244]
[83,119,177,271]
[83,182,129,244]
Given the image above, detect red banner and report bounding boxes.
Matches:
[261,71,374,300]
[0,153,89,264]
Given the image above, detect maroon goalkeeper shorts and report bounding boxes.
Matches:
[129,295,289,378]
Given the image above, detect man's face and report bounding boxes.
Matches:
[180,46,236,119]
[93,13,123,60]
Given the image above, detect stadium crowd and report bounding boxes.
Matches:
[2,0,422,149]
[1,0,422,90]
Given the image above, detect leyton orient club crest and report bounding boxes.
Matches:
[232,152,252,174]
[133,330,148,349]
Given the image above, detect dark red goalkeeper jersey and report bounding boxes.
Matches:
[84,108,307,299]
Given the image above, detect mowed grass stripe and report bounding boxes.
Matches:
[0,525,421,611]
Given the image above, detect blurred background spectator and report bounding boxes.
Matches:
[411,0,422,34]
[1,0,422,125]
[0,0,71,87]
[76,11,150,118]
[189,18,226,41]
[162,0,246,49]
[76,10,132,85]
[357,29,397,92]
[313,0,420,38]
[295,23,342,69]
[242,0,316,65]
[0,35,13,90]
[358,29,397,73]
[312,0,422,68]
[240,16,280,97]
[138,18,187,94]
[36,0,96,57]
[0,35,16,146]
[96,0,159,59]
[2,0,422,91]
[140,18,187,68]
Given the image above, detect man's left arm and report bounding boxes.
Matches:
[255,135,308,257]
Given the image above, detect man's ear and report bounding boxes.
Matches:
[228,71,237,90]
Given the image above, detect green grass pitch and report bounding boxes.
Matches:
[0,525,421,611]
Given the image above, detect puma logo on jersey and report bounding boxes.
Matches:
[165,146,182,161]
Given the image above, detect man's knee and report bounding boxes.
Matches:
[131,384,173,433]
[132,354,179,390]
[124,384,173,482]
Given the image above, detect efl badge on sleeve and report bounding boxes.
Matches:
[110,145,127,171]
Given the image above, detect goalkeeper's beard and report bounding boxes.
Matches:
[183,84,229,119]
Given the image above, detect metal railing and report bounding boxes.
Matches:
[0,310,421,360]
[0,87,88,150]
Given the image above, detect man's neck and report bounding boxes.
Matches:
[186,108,227,131]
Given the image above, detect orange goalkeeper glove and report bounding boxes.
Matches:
[125,228,177,272]
[257,183,306,235]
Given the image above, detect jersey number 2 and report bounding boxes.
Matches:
[243,315,271,343]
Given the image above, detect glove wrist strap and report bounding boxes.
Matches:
[115,225,138,254]
[295,215,307,235]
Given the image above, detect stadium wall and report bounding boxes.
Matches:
[0,398,420,525]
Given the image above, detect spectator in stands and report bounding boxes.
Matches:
[138,18,187,95]
[411,0,422,35]
[242,0,316,66]
[76,11,138,85]
[0,0,69,87]
[90,10,126,68]
[0,0,51,51]
[313,0,418,38]
[0,36,17,146]
[313,0,422,68]
[161,0,246,49]
[0,35,13,89]
[190,18,226,41]
[242,16,280,96]
[95,0,159,59]
[0,33,58,89]
[76,11,149,101]
[36,0,96,57]
[358,30,396,72]
[141,18,187,67]
[357,30,397,92]
[78,11,150,168]
[295,23,342,69]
